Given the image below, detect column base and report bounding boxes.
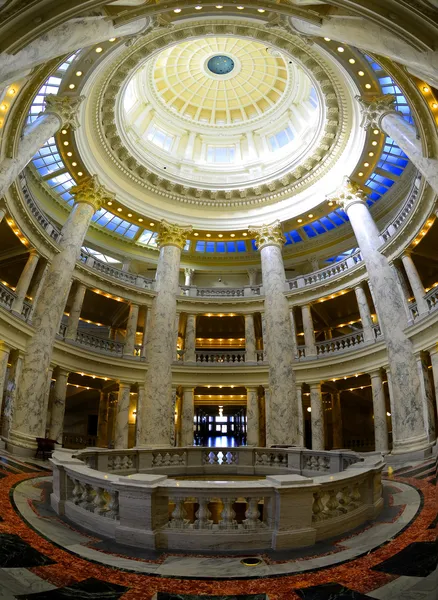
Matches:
[391,433,433,456]
[6,429,38,457]
[388,438,434,463]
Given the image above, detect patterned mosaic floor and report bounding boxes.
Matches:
[0,450,436,599]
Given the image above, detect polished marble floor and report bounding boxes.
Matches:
[0,449,436,599]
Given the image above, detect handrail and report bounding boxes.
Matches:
[316,331,365,355]
[195,349,246,363]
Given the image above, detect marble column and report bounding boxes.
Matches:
[65,282,86,340]
[0,16,149,85]
[170,386,178,447]
[27,260,48,318]
[174,313,181,358]
[309,382,324,450]
[301,304,317,357]
[370,370,389,453]
[244,313,257,363]
[0,342,11,423]
[429,347,438,417]
[1,350,23,440]
[401,254,428,316]
[357,95,438,196]
[7,176,113,456]
[247,268,258,286]
[184,268,194,287]
[261,313,267,360]
[0,95,84,199]
[329,178,429,454]
[114,382,131,449]
[331,390,343,449]
[0,207,5,223]
[11,251,39,315]
[354,284,375,342]
[290,307,298,359]
[140,307,150,360]
[97,392,109,448]
[246,387,260,446]
[249,222,299,446]
[47,368,69,442]
[297,385,305,447]
[290,14,438,87]
[415,351,436,443]
[180,387,194,447]
[184,314,196,363]
[393,261,414,323]
[137,221,192,446]
[123,303,139,357]
[135,383,145,446]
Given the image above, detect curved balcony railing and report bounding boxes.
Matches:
[287,252,363,290]
[316,331,365,355]
[181,286,262,298]
[79,250,155,290]
[0,282,14,310]
[51,447,383,552]
[425,287,438,311]
[195,350,246,364]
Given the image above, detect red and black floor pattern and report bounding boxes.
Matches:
[0,453,436,599]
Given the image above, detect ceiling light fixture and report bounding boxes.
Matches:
[349,58,355,64]
[365,83,372,89]
[95,47,103,53]
[337,46,344,52]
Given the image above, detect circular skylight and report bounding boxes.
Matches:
[207,55,235,75]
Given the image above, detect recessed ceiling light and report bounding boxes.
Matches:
[61,129,67,134]
[423,86,430,93]
[218,234,223,238]
[337,46,344,52]
[67,151,72,156]
[324,37,331,41]
[107,201,112,206]
[297,218,303,223]
[230,233,235,237]
[69,84,75,89]
[138,218,143,222]
[373,129,379,134]
[365,83,372,89]
[194,232,199,236]
[72,161,77,166]
[109,38,116,42]
[364,162,369,167]
[308,213,313,218]
[257,7,265,12]
[63,141,69,146]
[432,103,438,109]
[174,8,181,13]
[328,201,334,206]
[349,58,355,64]
[216,4,223,8]
[242,232,248,236]
[127,213,132,217]
[195,5,202,9]
[77,171,83,176]
[358,70,365,76]
[149,222,155,226]
[95,47,103,53]
[358,172,364,176]
[206,233,211,237]
[117,207,122,212]
[76,71,82,77]
[368,151,374,156]
[237,5,244,9]
[372,140,378,146]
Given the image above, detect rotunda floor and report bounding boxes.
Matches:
[0,450,436,599]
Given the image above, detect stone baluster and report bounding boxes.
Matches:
[11,250,39,315]
[123,303,139,357]
[354,284,375,342]
[0,16,149,85]
[0,95,84,199]
[301,304,317,356]
[93,487,107,516]
[47,368,69,442]
[65,282,86,340]
[328,178,430,455]
[7,176,113,456]
[219,497,238,529]
[137,221,192,447]
[170,497,188,528]
[415,351,436,443]
[243,497,262,529]
[357,95,438,195]
[401,253,429,316]
[331,390,343,449]
[248,221,299,446]
[184,314,196,363]
[369,369,389,452]
[310,382,324,451]
[106,490,119,520]
[194,497,212,529]
[290,14,438,87]
[246,386,260,447]
[114,382,131,449]
[244,313,257,363]
[97,391,109,448]
[180,387,194,447]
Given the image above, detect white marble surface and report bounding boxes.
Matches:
[115,382,131,449]
[369,371,389,452]
[354,284,375,342]
[331,391,343,449]
[1,351,23,440]
[65,282,86,340]
[297,385,305,447]
[290,14,438,87]
[244,313,257,362]
[260,244,299,446]
[344,199,429,454]
[180,387,194,446]
[47,369,69,442]
[123,303,139,356]
[0,343,10,418]
[246,386,260,446]
[0,16,148,84]
[97,391,109,448]
[289,308,298,358]
[302,304,317,356]
[11,251,39,315]
[401,254,428,316]
[139,244,182,446]
[8,201,95,454]
[310,382,324,450]
[416,352,436,443]
[184,314,196,362]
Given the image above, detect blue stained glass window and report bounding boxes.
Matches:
[327,211,344,226]
[320,217,336,230]
[236,241,246,252]
[227,242,236,252]
[311,221,326,234]
[196,241,205,252]
[302,225,317,238]
[289,230,302,243]
[216,242,225,252]
[206,241,215,252]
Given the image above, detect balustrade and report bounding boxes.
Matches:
[196,287,245,297]
[425,286,438,312]
[51,447,382,552]
[316,331,365,355]
[0,282,15,310]
[195,350,246,363]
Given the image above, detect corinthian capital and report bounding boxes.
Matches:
[356,94,397,130]
[157,220,193,250]
[44,94,85,130]
[248,220,285,251]
[326,176,367,212]
[71,175,115,211]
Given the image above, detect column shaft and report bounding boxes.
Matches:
[8,195,100,455]
[48,369,69,442]
[0,207,5,223]
[1,351,23,440]
[370,370,389,452]
[416,352,436,443]
[28,261,49,318]
[0,343,11,421]
[430,349,438,416]
[12,251,39,315]
[123,303,139,356]
[302,304,317,356]
[140,307,150,359]
[354,284,374,342]
[290,308,298,359]
[180,388,194,446]
[297,385,305,447]
[310,383,324,450]
[259,243,298,445]
[401,254,428,316]
[244,313,257,362]
[97,392,109,448]
[246,387,260,446]
[114,383,131,449]
[65,282,86,340]
[332,391,343,449]
[135,384,145,446]
[184,314,196,362]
